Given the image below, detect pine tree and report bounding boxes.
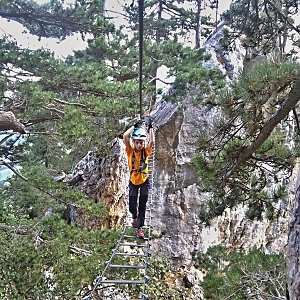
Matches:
[0,1,139,298]
[194,56,300,224]
[0,0,224,297]
[123,0,222,108]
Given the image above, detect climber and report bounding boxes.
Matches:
[123,115,154,239]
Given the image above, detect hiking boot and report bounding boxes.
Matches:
[131,218,139,228]
[136,228,145,239]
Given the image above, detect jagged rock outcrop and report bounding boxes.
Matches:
[65,140,129,228]
[149,100,212,264]
[203,23,245,80]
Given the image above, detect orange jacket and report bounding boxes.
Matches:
[126,144,152,185]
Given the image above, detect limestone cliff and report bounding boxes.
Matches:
[67,24,295,298]
[287,163,300,299]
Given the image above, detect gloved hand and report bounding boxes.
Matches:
[134,120,143,128]
[144,116,153,129]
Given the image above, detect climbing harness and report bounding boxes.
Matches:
[131,148,148,174]
[83,140,156,300]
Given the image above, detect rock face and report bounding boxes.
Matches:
[149,100,212,264]
[67,140,129,228]
[287,162,300,300]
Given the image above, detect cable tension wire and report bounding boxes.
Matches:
[138,0,144,119]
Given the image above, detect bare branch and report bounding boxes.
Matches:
[69,245,92,256]
[0,223,28,234]
[42,105,65,116]
[0,159,28,181]
[53,98,88,108]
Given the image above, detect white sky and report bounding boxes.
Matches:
[0,0,232,58]
[0,20,87,58]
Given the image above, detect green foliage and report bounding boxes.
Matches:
[0,0,110,40]
[163,44,226,102]
[146,258,189,299]
[123,0,225,107]
[60,107,91,145]
[0,161,115,299]
[139,39,226,103]
[193,57,300,224]
[197,245,286,299]
[0,7,144,299]
[125,0,215,42]
[0,215,119,299]
[223,0,300,55]
[120,257,189,300]
[1,164,106,224]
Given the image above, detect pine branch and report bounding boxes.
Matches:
[53,97,88,108]
[223,75,300,183]
[42,104,65,116]
[265,0,300,33]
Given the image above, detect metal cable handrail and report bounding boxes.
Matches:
[139,141,155,299]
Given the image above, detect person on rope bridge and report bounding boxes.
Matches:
[123,115,154,239]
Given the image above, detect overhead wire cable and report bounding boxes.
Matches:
[82,1,155,299]
[138,0,144,119]
[139,136,155,299]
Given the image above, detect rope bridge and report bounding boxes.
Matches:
[83,138,156,300]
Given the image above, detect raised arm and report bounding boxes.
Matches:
[123,125,135,149]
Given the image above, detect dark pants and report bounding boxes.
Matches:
[129,178,150,228]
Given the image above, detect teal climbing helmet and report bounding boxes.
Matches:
[131,127,147,141]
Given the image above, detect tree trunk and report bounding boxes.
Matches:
[195,0,202,48]
[215,0,219,29]
[224,76,300,182]
[102,0,106,16]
